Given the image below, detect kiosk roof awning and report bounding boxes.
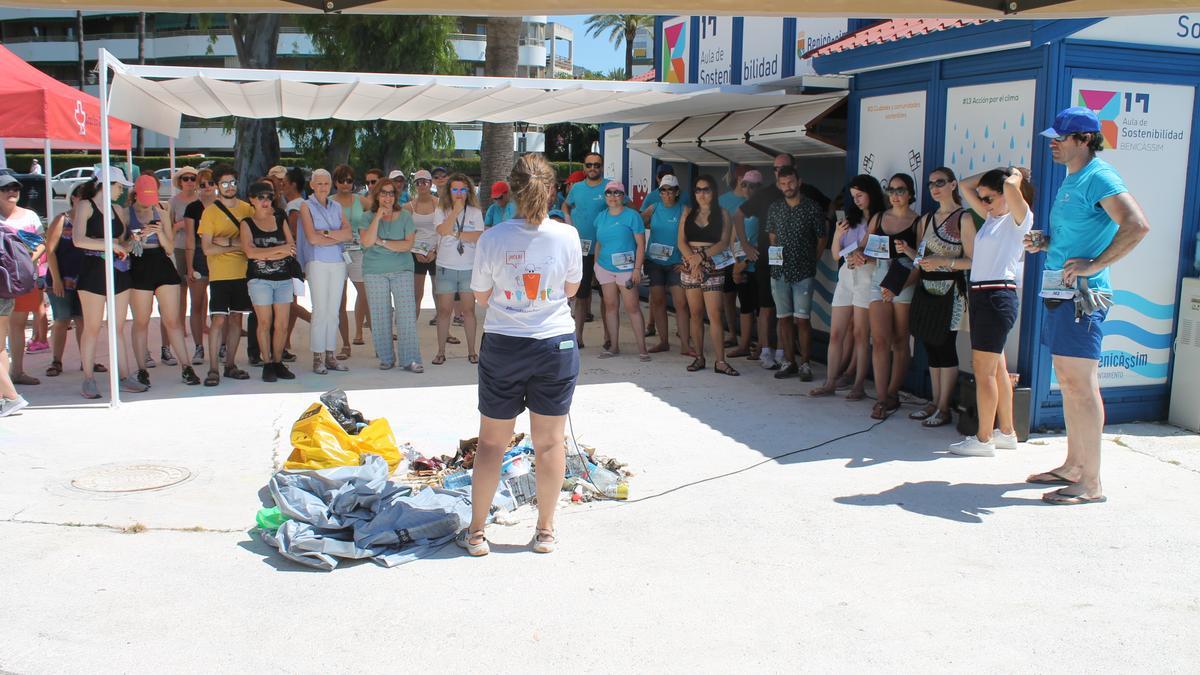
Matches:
[660,113,729,167]
[749,95,847,158]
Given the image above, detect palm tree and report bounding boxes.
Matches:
[583,15,653,82]
[75,11,85,91]
[479,17,521,212]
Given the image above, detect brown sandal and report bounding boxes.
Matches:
[46,360,63,377]
[870,401,891,420]
[432,354,446,365]
[686,357,706,372]
[713,361,740,376]
[808,384,836,397]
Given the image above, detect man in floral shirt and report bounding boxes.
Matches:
[765,166,826,382]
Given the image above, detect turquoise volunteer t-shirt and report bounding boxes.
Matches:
[565,178,610,249]
[593,207,643,273]
[646,200,683,266]
[1047,157,1128,292]
[362,210,416,275]
[720,191,759,272]
[484,201,516,227]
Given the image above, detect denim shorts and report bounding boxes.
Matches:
[1041,299,1108,360]
[770,276,815,319]
[47,288,83,320]
[248,277,294,306]
[478,332,579,419]
[0,297,13,317]
[644,260,681,288]
[434,267,472,295]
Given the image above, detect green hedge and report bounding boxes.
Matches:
[6,153,582,180]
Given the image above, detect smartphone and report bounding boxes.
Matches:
[835,209,846,223]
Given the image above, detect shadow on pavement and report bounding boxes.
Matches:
[833,481,1046,523]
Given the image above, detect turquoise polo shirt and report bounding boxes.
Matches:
[1047,157,1128,292]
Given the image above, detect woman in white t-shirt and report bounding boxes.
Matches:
[950,167,1034,457]
[431,173,484,365]
[459,153,583,557]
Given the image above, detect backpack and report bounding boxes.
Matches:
[0,227,36,299]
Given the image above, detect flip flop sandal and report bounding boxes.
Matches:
[46,361,63,377]
[352,338,365,346]
[468,354,479,364]
[531,528,557,554]
[456,529,490,556]
[446,336,461,345]
[870,402,891,420]
[647,343,671,354]
[1042,488,1107,505]
[204,369,220,387]
[922,410,953,427]
[12,373,40,386]
[431,354,446,365]
[94,363,108,373]
[223,366,250,380]
[713,361,740,376]
[1026,471,1074,486]
[686,357,706,372]
[405,362,425,373]
[336,347,351,360]
[808,384,836,398]
[909,404,937,420]
[639,353,652,362]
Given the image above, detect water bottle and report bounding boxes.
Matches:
[587,465,628,499]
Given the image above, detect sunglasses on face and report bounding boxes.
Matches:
[979,195,996,204]
[694,186,713,194]
[584,162,602,169]
[659,187,679,193]
[450,187,469,194]
[432,173,447,179]
[200,182,214,188]
[885,187,909,195]
[378,190,396,197]
[251,193,275,201]
[605,190,624,197]
[928,178,952,189]
[219,180,237,188]
[366,179,378,186]
[336,177,353,184]
[179,175,197,183]
[415,179,431,185]
[0,186,20,193]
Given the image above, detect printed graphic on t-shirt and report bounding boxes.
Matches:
[500,251,559,304]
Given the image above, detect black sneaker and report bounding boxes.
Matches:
[136,368,152,387]
[274,362,296,380]
[181,365,201,386]
[262,362,277,383]
[281,350,297,363]
[774,363,799,380]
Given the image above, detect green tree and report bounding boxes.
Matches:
[228,15,281,184]
[583,15,653,83]
[281,15,461,172]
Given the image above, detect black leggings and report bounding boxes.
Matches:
[924,332,959,368]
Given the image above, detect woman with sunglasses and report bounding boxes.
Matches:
[299,168,353,374]
[404,169,442,329]
[900,168,976,428]
[166,167,199,364]
[641,174,691,356]
[331,164,369,358]
[810,175,885,400]
[240,181,298,382]
[865,173,920,419]
[431,173,484,365]
[593,180,649,360]
[360,178,422,372]
[947,167,1033,456]
[182,168,214,365]
[73,170,145,397]
[678,174,737,376]
[127,175,200,387]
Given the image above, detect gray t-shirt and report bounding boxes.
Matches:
[471,218,583,339]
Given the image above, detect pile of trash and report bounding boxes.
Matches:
[255,389,633,570]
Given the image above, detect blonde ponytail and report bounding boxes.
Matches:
[509,153,556,224]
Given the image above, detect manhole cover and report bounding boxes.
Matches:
[70,464,192,493]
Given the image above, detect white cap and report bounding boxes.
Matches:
[93,165,133,186]
[388,169,407,180]
[658,175,680,189]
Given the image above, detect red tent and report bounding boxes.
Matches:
[0,44,131,150]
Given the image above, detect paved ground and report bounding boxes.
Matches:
[1,288,1198,673]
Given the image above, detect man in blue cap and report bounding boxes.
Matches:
[1023,105,1149,505]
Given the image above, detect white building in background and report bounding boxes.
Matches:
[0,10,552,154]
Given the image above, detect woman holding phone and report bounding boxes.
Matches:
[460,153,582,556]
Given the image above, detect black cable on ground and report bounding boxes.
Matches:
[567,411,887,506]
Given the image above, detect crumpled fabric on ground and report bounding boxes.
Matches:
[260,454,474,570]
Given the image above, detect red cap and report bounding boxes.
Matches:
[133,174,158,205]
[490,181,509,198]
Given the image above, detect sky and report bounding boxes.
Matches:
[549,15,627,73]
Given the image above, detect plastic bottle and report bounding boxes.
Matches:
[587,465,628,499]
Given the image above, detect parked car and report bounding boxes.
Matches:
[154,168,174,200]
[0,168,49,219]
[50,166,95,198]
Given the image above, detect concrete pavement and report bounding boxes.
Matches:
[1,292,1198,672]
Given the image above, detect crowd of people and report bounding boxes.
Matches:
[0,106,1147,508]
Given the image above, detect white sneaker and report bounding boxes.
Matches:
[993,429,1018,450]
[0,395,29,418]
[760,350,777,369]
[949,435,995,457]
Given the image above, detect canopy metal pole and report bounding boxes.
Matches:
[98,49,121,407]
[126,147,133,176]
[168,137,176,197]
[42,139,52,223]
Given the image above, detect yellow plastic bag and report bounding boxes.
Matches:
[285,403,402,473]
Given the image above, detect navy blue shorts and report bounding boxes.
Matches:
[1041,299,1108,360]
[968,287,1017,354]
[478,332,580,419]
